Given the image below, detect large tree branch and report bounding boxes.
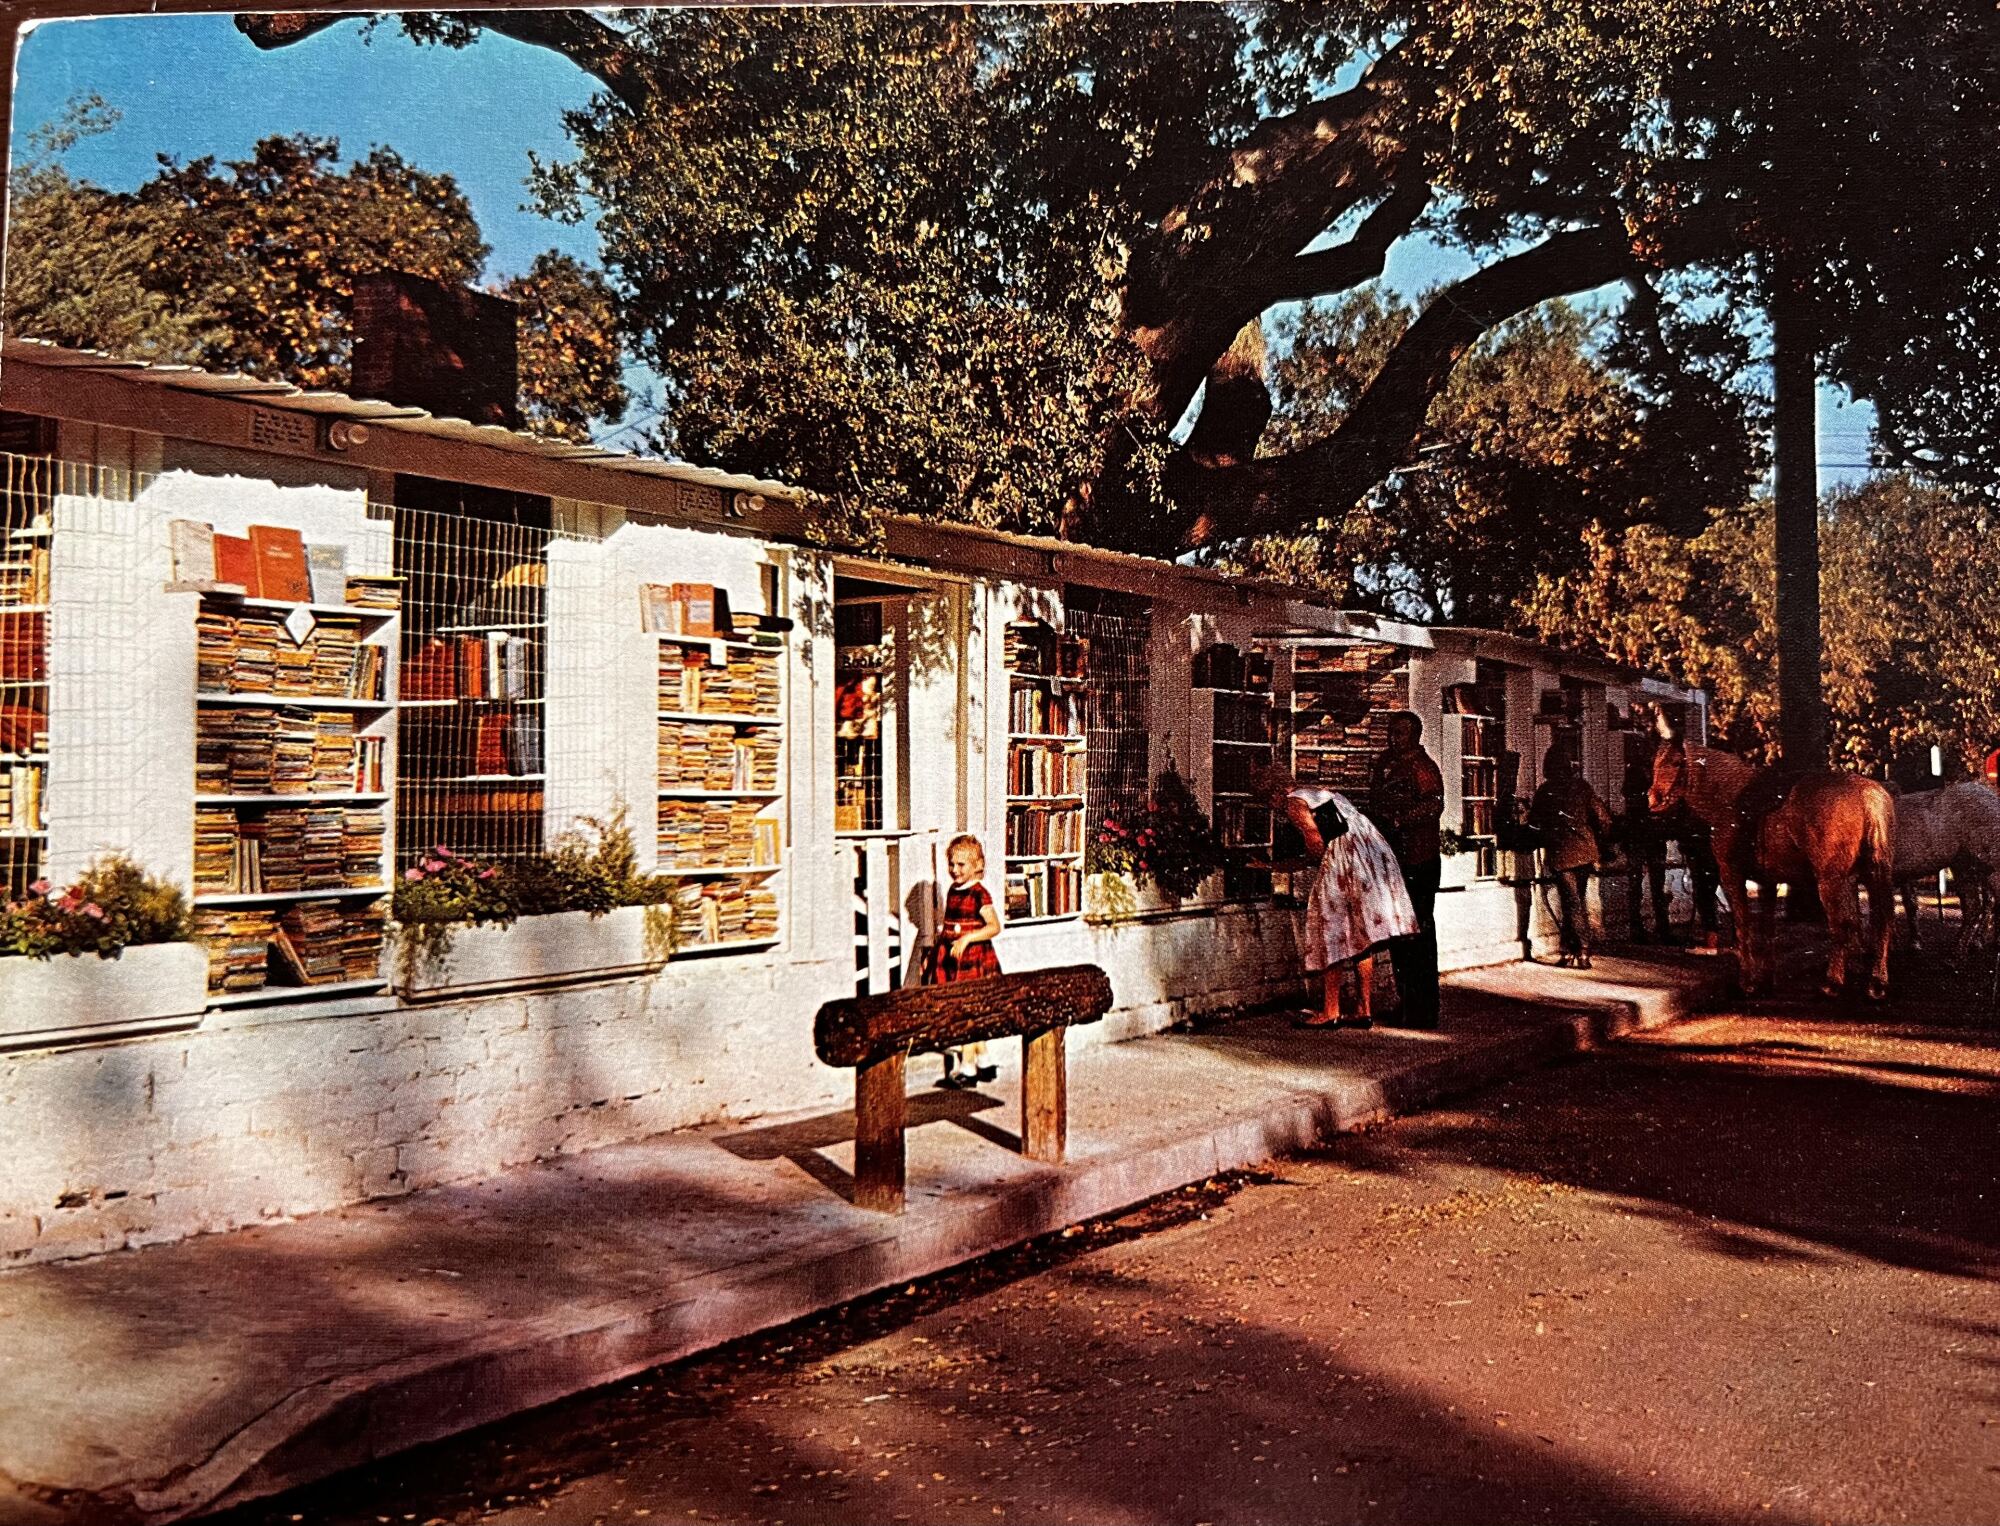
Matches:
[235,12,652,112]
[1250,181,1433,308]
[1171,224,1644,548]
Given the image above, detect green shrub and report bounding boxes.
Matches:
[1,857,191,960]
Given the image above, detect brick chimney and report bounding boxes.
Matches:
[351,272,521,429]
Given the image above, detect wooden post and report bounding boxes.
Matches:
[853,1051,907,1213]
[1021,1026,1067,1163]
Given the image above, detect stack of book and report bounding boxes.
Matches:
[1004,863,1081,920]
[656,799,776,868]
[0,522,51,609]
[1005,805,1083,858]
[661,648,781,717]
[1008,684,1084,735]
[352,735,386,793]
[342,806,386,884]
[337,902,388,981]
[402,633,536,701]
[274,900,348,984]
[197,707,365,795]
[191,908,277,994]
[658,722,780,791]
[1008,746,1087,797]
[681,878,780,946]
[0,761,43,832]
[467,711,542,776]
[344,576,403,611]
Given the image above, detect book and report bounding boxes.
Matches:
[169,519,217,585]
[306,543,348,607]
[214,534,259,596]
[641,583,679,634]
[675,582,717,637]
[249,525,312,604]
[344,575,403,611]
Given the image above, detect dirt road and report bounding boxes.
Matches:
[224,1003,2000,1526]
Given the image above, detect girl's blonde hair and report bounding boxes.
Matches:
[945,833,986,871]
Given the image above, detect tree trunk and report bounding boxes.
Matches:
[1770,257,1827,770]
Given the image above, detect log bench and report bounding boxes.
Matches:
[813,964,1114,1212]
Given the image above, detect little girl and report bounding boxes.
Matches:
[934,832,1002,1089]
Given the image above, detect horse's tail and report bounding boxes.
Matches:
[1859,780,1897,887]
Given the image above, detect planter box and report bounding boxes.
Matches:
[0,941,210,1045]
[1439,853,1478,891]
[393,904,670,1000]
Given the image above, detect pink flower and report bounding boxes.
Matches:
[423,858,446,873]
[477,868,496,880]
[27,879,48,896]
[82,903,104,920]
[404,868,424,882]
[433,845,454,859]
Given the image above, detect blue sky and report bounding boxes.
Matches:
[12,12,1875,477]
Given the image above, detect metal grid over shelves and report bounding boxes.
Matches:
[0,438,56,899]
[1002,617,1088,922]
[391,486,558,871]
[1062,588,1151,858]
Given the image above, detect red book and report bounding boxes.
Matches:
[472,713,510,775]
[214,534,259,595]
[248,525,312,603]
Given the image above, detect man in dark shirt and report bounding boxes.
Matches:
[1370,711,1446,1028]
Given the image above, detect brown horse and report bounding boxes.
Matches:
[1649,737,1897,999]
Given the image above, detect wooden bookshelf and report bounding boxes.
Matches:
[657,626,785,951]
[1191,653,1276,902]
[190,590,398,1005]
[0,520,51,896]
[1448,673,1510,881]
[1003,620,1088,922]
[1286,640,1410,812]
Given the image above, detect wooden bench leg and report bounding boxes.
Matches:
[853,1052,907,1212]
[1022,1026,1066,1163]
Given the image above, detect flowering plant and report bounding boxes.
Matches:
[390,807,686,977]
[1,856,190,960]
[1088,767,1226,901]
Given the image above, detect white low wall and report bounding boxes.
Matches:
[0,900,1314,1268]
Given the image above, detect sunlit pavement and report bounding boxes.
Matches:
[218,983,2000,1526]
[0,948,1749,1526]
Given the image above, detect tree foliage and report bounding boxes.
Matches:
[5,109,627,439]
[235,3,1999,553]
[1519,476,2000,774]
[1247,292,1759,622]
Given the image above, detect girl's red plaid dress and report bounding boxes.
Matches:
[935,881,1001,982]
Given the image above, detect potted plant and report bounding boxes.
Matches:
[391,807,689,998]
[1,857,208,1043]
[1085,767,1227,918]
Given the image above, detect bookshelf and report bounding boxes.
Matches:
[1003,620,1088,923]
[189,589,398,1004]
[834,602,887,834]
[1287,640,1410,813]
[656,619,785,952]
[1192,645,1276,901]
[0,514,49,897]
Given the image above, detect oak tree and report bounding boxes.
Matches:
[238,3,2000,557]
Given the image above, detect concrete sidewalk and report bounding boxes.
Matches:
[0,949,1737,1525]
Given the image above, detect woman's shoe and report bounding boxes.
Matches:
[974,1065,998,1083]
[1290,1010,1342,1029]
[1575,953,1593,971]
[935,1071,971,1091]
[1335,1015,1374,1030]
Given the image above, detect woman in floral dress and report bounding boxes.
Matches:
[1259,764,1418,1028]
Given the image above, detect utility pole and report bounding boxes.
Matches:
[1770,254,1827,770]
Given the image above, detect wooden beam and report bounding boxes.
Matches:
[853,1052,907,1213]
[815,964,1112,1068]
[1021,1026,1067,1163]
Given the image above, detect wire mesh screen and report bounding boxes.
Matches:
[1064,588,1152,849]
[391,488,555,870]
[0,444,57,899]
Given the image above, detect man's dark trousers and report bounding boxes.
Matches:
[1391,859,1442,1028]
